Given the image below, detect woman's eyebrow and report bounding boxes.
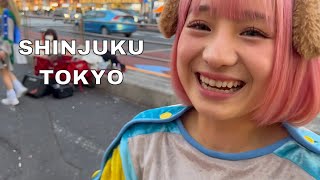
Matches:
[189,4,210,13]
[190,5,268,22]
[199,5,210,12]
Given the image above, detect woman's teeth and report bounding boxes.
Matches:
[200,75,243,93]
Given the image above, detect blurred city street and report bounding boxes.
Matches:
[22,16,173,76]
[0,14,172,180]
[0,63,147,180]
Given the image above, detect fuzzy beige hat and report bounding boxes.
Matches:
[159,0,320,60]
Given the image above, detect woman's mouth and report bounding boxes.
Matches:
[197,73,246,94]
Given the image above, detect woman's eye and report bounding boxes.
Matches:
[241,27,269,38]
[187,21,211,31]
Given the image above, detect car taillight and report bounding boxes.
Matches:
[112,16,120,21]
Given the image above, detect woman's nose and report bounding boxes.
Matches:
[202,33,238,69]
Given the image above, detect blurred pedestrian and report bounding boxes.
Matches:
[0,0,27,105]
[92,0,320,179]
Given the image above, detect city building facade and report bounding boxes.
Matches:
[13,0,163,11]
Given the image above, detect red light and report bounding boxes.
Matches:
[112,16,120,21]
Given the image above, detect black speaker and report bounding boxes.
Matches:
[22,74,51,98]
[51,83,74,99]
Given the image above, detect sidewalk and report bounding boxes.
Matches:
[0,64,147,180]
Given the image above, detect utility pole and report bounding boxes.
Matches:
[140,0,144,16]
[23,0,30,40]
[148,0,154,23]
[42,0,47,15]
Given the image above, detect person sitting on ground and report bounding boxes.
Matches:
[39,28,61,61]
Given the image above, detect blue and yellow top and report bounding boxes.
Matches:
[92,105,320,180]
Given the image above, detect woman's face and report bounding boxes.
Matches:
[45,34,54,41]
[176,0,275,121]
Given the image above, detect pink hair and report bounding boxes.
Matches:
[171,0,320,126]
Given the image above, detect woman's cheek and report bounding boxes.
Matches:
[178,35,198,61]
[240,42,274,78]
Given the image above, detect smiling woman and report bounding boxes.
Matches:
[176,0,276,127]
[92,0,320,180]
[171,0,320,127]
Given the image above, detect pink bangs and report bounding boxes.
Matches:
[171,0,320,126]
[189,0,274,24]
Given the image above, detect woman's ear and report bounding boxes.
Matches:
[159,0,179,38]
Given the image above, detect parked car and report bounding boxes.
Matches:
[113,9,148,24]
[82,10,137,37]
[74,12,82,26]
[53,8,68,21]
[63,10,81,23]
